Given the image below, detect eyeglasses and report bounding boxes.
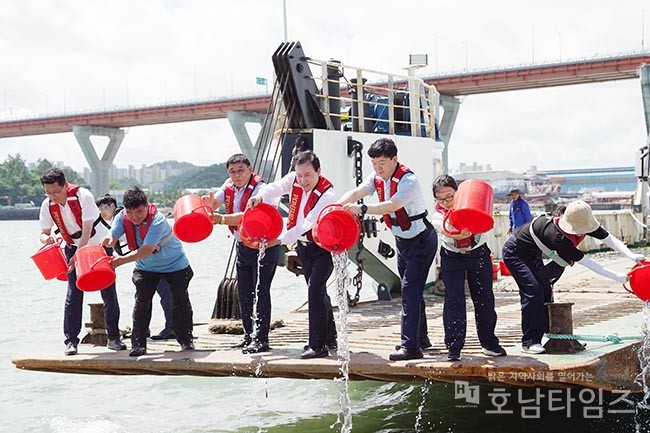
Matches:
[43,186,65,197]
[435,194,455,203]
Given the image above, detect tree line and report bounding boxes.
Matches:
[0,154,231,208]
[0,154,85,206]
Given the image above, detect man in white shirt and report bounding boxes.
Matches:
[248,150,337,359]
[39,168,125,356]
[338,138,436,361]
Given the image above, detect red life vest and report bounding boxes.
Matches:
[123,203,158,251]
[374,163,413,231]
[48,183,82,245]
[223,173,263,234]
[286,175,333,230]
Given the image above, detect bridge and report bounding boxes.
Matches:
[1,51,649,194]
[1,52,648,139]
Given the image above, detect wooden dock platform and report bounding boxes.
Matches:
[12,282,644,391]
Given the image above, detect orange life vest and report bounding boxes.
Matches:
[223,173,263,234]
[286,175,333,230]
[48,183,83,245]
[374,163,413,231]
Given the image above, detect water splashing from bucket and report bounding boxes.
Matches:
[414,380,431,433]
[250,240,267,349]
[636,302,650,413]
[331,251,353,433]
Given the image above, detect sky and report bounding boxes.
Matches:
[0,0,649,174]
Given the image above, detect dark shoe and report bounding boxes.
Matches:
[447,350,462,361]
[129,346,146,357]
[64,342,77,356]
[232,337,252,349]
[242,341,270,354]
[395,338,432,351]
[389,347,423,361]
[300,346,329,359]
[107,339,127,351]
[482,346,507,357]
[151,329,176,341]
[180,341,195,351]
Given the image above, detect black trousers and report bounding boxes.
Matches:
[64,245,121,345]
[503,238,553,346]
[131,266,194,348]
[395,228,437,350]
[440,244,499,352]
[296,242,336,349]
[236,242,280,344]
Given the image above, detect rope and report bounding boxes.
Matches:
[545,333,642,344]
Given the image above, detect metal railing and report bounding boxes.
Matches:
[307,57,440,139]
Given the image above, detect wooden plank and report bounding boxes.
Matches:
[12,291,644,391]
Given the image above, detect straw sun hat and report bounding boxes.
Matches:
[557,200,600,235]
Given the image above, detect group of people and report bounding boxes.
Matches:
[38,136,644,362]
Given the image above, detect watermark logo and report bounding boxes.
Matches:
[455,380,480,405]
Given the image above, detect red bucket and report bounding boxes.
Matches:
[173,195,214,243]
[312,204,361,253]
[239,203,283,243]
[624,261,650,301]
[492,263,499,280]
[74,245,115,292]
[499,260,511,276]
[30,239,68,280]
[443,179,494,235]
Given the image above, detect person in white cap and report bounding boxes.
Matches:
[502,200,645,354]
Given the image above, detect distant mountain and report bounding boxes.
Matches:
[164,162,228,189]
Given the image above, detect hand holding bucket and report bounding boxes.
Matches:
[74,245,116,292]
[31,238,68,281]
[623,261,650,301]
[239,203,283,247]
[312,204,362,253]
[442,179,495,236]
[173,195,214,243]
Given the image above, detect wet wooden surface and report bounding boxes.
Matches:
[12,286,644,391]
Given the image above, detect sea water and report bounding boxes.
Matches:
[1,220,647,433]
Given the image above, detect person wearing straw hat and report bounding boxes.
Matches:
[38,168,126,356]
[432,175,506,361]
[338,138,436,362]
[102,186,195,357]
[201,153,280,354]
[248,150,338,360]
[502,199,645,354]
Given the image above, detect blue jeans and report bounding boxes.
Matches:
[395,228,437,350]
[64,245,121,345]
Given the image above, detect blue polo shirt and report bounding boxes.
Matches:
[112,209,189,273]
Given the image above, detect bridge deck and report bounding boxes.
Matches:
[12,288,643,391]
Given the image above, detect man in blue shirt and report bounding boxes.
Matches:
[508,188,532,235]
[103,187,195,357]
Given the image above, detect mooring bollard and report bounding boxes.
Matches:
[81,302,108,346]
[544,302,586,354]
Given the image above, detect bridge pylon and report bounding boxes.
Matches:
[72,126,124,195]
